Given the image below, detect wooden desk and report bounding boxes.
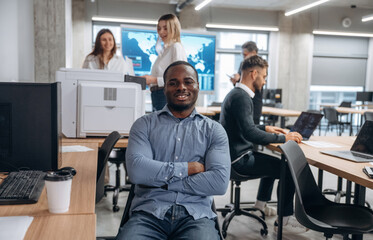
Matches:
[24,214,95,240]
[335,107,373,135]
[195,106,216,116]
[195,106,302,128]
[268,136,373,189]
[268,136,373,240]
[0,142,98,239]
[262,106,301,128]
[62,137,128,148]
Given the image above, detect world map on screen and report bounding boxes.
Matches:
[122,28,215,91]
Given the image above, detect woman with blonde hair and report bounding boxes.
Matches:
[143,13,187,111]
[83,28,134,75]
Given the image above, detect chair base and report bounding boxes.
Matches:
[104,159,130,212]
[105,184,131,212]
[217,182,268,238]
[220,205,268,238]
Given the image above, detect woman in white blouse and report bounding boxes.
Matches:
[83,28,134,75]
[143,14,187,111]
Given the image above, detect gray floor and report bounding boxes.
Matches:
[96,128,373,239]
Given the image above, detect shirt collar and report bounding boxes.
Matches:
[236,82,255,98]
[157,105,203,119]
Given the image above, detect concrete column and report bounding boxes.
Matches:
[366,38,373,91]
[72,0,85,68]
[178,4,204,29]
[34,0,70,83]
[277,12,313,111]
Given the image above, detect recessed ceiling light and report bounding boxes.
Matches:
[285,0,330,16]
[362,14,373,22]
[195,0,212,11]
[206,24,279,32]
[313,30,373,38]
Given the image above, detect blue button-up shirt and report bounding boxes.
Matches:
[125,106,230,220]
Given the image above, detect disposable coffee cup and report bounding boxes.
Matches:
[44,170,73,213]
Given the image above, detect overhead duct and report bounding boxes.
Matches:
[176,0,194,13]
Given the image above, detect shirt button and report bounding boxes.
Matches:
[175,156,178,160]
[179,173,182,176]
[165,177,168,180]
[177,138,181,142]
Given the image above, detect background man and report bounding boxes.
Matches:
[230,41,263,124]
[117,61,230,240]
[220,55,308,235]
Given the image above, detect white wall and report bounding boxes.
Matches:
[0,0,34,82]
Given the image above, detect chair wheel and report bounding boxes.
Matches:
[221,212,227,217]
[260,228,268,236]
[222,230,227,238]
[113,206,120,212]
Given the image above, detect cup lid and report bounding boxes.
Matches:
[44,170,73,181]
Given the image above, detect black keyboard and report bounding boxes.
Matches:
[351,152,373,159]
[0,170,46,205]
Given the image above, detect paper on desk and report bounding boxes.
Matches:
[302,141,342,148]
[0,216,33,240]
[62,145,94,153]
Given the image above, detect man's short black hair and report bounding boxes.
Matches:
[241,55,268,72]
[163,61,199,83]
[241,41,258,53]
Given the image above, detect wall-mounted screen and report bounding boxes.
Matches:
[121,25,216,92]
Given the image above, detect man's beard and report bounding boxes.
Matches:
[168,101,195,112]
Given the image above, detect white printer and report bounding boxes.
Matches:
[56,68,145,138]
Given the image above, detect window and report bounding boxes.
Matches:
[310,35,369,111]
[208,31,269,103]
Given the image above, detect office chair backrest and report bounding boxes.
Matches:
[339,101,352,108]
[209,101,222,107]
[364,112,373,122]
[278,141,329,231]
[96,131,121,203]
[323,107,339,124]
[307,109,321,114]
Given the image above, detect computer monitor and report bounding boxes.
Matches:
[0,82,61,172]
[121,25,216,93]
[263,88,282,103]
[356,92,373,102]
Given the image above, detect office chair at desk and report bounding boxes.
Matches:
[104,148,130,212]
[217,152,268,238]
[323,107,348,136]
[364,111,373,122]
[96,131,122,204]
[97,184,224,240]
[278,141,373,240]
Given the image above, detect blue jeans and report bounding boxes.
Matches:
[233,151,295,216]
[116,204,219,240]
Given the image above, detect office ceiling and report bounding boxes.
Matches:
[123,0,373,11]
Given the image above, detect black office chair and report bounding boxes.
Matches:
[98,184,224,240]
[217,153,268,238]
[364,111,373,122]
[96,131,122,204]
[323,107,347,136]
[104,148,131,212]
[278,141,373,240]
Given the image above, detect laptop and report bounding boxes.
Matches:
[320,120,373,162]
[290,112,323,140]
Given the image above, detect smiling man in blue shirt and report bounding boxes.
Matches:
[116,61,230,240]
